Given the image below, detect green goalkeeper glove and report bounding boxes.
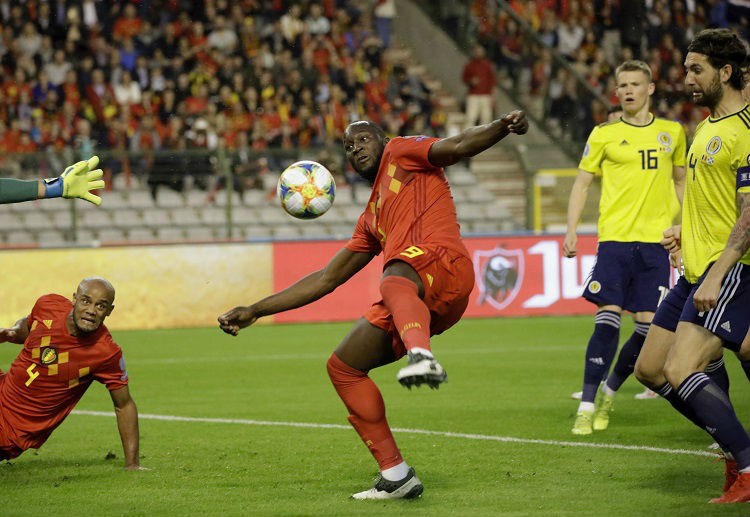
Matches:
[44,156,106,205]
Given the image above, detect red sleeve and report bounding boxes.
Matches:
[93,339,129,391]
[345,213,381,254]
[387,136,441,172]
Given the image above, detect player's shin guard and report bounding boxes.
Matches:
[581,310,621,403]
[705,356,730,394]
[379,276,431,353]
[326,353,403,470]
[605,321,649,392]
[677,373,750,470]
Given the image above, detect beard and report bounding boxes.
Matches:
[353,146,384,183]
[694,73,723,109]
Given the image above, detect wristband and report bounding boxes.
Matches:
[43,177,63,198]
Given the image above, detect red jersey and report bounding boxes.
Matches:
[346,136,469,265]
[0,294,128,451]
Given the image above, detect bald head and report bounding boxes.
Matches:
[78,277,115,302]
[69,277,116,335]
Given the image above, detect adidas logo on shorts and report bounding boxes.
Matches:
[720,321,732,333]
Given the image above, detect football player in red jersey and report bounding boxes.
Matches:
[0,277,144,470]
[219,111,527,498]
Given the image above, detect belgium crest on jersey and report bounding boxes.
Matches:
[40,347,57,365]
[473,245,524,311]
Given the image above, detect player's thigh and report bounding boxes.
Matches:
[382,259,424,298]
[634,323,674,386]
[333,317,397,372]
[740,328,750,360]
[633,311,654,323]
[664,321,723,387]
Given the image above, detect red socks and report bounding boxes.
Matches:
[326,353,403,469]
[379,275,431,352]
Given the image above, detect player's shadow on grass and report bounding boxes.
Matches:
[638,463,719,497]
[0,455,115,481]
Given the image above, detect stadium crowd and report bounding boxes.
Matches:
[452,0,749,140]
[0,0,444,193]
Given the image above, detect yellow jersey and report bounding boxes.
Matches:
[579,115,686,242]
[682,105,750,283]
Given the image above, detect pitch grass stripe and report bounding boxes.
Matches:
[71,410,715,458]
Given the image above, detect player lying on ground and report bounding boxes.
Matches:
[0,277,144,470]
[633,29,750,504]
[0,156,105,205]
[563,60,686,435]
[219,111,528,499]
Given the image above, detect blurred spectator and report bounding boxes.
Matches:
[462,45,495,128]
[374,0,396,48]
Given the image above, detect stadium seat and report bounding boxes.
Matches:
[244,224,273,239]
[156,227,185,241]
[126,189,156,209]
[128,228,157,242]
[155,190,184,208]
[22,212,54,231]
[111,209,143,229]
[37,230,70,248]
[186,226,215,241]
[141,209,171,228]
[7,230,37,245]
[97,228,127,243]
[98,191,129,209]
[170,207,202,226]
[74,228,97,246]
[201,207,227,225]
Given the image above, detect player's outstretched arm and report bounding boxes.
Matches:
[218,248,376,336]
[42,156,105,206]
[0,316,30,344]
[563,170,595,258]
[693,192,750,312]
[428,110,528,168]
[110,386,145,470]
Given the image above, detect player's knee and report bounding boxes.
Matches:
[662,356,689,388]
[634,355,663,387]
[326,353,364,384]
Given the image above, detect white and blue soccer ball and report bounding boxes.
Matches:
[277,160,335,219]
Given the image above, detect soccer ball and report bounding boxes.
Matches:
[277,160,335,219]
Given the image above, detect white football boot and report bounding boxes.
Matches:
[397,351,447,389]
[351,467,424,499]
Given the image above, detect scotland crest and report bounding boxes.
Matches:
[473,246,524,311]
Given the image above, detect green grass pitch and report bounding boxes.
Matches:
[0,316,747,516]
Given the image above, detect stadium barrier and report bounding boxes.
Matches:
[2,235,600,331]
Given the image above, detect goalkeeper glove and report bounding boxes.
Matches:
[44,156,106,206]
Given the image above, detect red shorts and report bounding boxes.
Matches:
[0,370,23,461]
[364,244,475,359]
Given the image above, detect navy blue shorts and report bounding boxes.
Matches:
[652,262,750,351]
[583,241,670,313]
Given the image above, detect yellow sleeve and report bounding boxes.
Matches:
[578,126,606,175]
[672,124,687,167]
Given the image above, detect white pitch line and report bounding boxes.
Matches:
[72,410,715,458]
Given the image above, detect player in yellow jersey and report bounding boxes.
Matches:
[564,60,686,435]
[633,29,750,503]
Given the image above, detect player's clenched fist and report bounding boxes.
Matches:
[502,110,528,135]
[218,306,259,336]
[563,233,577,258]
[660,225,681,253]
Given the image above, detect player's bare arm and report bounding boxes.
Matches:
[0,316,30,344]
[218,248,376,335]
[110,385,144,470]
[672,165,686,205]
[693,191,750,312]
[563,169,595,258]
[427,110,528,168]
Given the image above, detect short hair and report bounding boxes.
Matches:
[344,120,386,141]
[687,28,748,90]
[614,60,653,82]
